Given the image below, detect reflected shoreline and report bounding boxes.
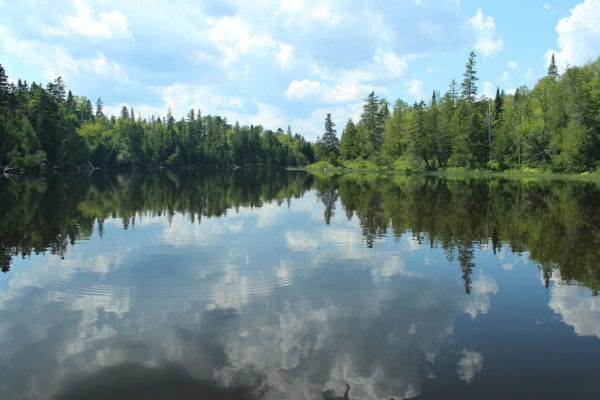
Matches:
[3,170,598,293]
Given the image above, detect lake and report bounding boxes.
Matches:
[0,170,599,399]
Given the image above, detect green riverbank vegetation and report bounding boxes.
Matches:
[313,52,600,177]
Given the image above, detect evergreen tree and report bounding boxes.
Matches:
[0,64,9,98]
[120,105,129,119]
[358,91,386,157]
[66,91,77,115]
[317,113,339,164]
[95,98,104,117]
[405,101,434,169]
[382,99,409,161]
[428,91,447,168]
[340,119,360,160]
[448,79,459,106]
[461,51,478,101]
[548,53,559,79]
[46,76,66,103]
[493,87,504,126]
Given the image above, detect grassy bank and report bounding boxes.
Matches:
[301,161,600,182]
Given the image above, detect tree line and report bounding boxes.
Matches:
[316,52,600,173]
[0,64,314,172]
[3,51,600,174]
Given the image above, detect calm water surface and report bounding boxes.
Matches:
[0,171,599,399]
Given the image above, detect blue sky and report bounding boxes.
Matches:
[1,0,599,141]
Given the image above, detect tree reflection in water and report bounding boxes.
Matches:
[2,172,599,293]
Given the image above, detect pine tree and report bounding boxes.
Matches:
[448,79,459,107]
[340,119,360,160]
[322,113,339,152]
[548,53,559,79]
[0,64,9,97]
[95,98,104,117]
[47,76,66,103]
[120,105,129,119]
[461,51,478,101]
[493,87,503,123]
[66,91,77,114]
[317,113,339,163]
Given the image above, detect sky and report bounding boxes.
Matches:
[1,0,600,141]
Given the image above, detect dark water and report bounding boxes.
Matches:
[1,170,599,400]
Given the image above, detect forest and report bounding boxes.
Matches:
[316,52,600,173]
[1,51,600,174]
[0,64,315,172]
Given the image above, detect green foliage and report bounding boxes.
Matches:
[342,158,386,171]
[391,158,414,174]
[356,92,388,160]
[486,160,501,171]
[340,119,360,161]
[4,53,600,174]
[315,113,339,164]
[312,54,600,174]
[461,51,478,101]
[0,64,314,171]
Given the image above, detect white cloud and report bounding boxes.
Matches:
[227,102,289,131]
[85,52,126,79]
[286,75,382,107]
[206,15,278,65]
[286,79,322,99]
[278,0,342,27]
[547,0,600,70]
[371,255,422,282]
[276,42,294,69]
[457,350,484,383]
[373,47,410,78]
[549,285,600,338]
[482,81,495,98]
[406,78,426,101]
[285,230,320,252]
[470,9,504,56]
[46,0,131,40]
[121,83,245,122]
[0,25,126,83]
[507,60,519,69]
[463,275,499,319]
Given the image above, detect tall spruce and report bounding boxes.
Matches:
[0,64,9,97]
[317,113,339,164]
[340,119,360,160]
[95,98,104,117]
[461,51,478,101]
[548,53,559,79]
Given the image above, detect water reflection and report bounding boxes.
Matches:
[0,172,599,399]
[316,175,600,294]
[0,170,313,272]
[2,173,600,294]
[549,284,600,338]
